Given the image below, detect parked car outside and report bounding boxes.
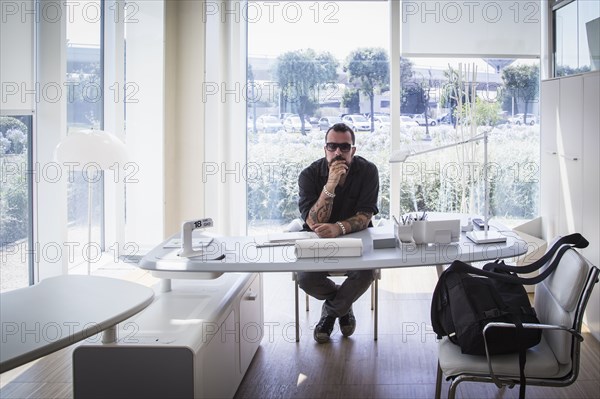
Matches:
[283,116,311,133]
[371,115,391,131]
[437,113,454,125]
[318,116,342,131]
[342,114,371,131]
[307,116,319,127]
[255,115,283,133]
[509,113,538,125]
[279,112,296,122]
[413,113,437,126]
[400,116,419,128]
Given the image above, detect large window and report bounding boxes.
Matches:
[247,1,540,233]
[247,0,390,234]
[397,57,540,224]
[0,115,33,292]
[554,0,600,76]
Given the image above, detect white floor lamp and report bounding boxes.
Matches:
[390,130,506,244]
[54,130,128,274]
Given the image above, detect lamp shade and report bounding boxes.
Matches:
[54,130,128,169]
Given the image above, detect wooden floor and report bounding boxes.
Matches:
[1,267,599,398]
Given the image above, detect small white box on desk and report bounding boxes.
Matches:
[412,219,461,244]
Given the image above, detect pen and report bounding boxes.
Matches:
[392,215,400,225]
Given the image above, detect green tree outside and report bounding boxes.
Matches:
[344,47,389,131]
[275,49,338,135]
[502,64,539,124]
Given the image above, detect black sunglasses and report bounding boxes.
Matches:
[325,142,353,152]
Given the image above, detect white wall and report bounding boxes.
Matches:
[124,0,166,250]
[163,0,207,237]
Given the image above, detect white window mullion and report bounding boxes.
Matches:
[390,0,402,219]
[103,0,126,255]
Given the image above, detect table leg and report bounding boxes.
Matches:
[161,278,172,293]
[295,279,300,342]
[102,325,118,344]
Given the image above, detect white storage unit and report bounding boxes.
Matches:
[73,273,263,398]
[540,70,600,339]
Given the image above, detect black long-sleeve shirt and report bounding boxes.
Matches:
[298,155,379,230]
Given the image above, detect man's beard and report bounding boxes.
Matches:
[329,155,346,166]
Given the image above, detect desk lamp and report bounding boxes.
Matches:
[390,130,506,244]
[54,130,128,274]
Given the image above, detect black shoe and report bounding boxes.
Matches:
[314,315,336,343]
[339,308,356,337]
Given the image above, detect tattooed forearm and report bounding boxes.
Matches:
[306,193,335,228]
[343,212,373,233]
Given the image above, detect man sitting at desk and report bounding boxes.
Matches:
[297,122,380,343]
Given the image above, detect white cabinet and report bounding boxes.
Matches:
[540,73,597,238]
[581,72,600,338]
[540,78,561,238]
[73,273,263,399]
[582,72,600,271]
[541,71,600,339]
[557,76,585,235]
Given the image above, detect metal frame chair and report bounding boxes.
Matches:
[292,270,380,342]
[434,245,599,399]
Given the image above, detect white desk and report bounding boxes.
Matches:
[139,224,527,275]
[0,275,154,373]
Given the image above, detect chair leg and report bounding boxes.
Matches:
[374,277,378,341]
[294,278,300,342]
[434,362,443,399]
[448,377,460,399]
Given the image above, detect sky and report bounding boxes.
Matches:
[247,0,389,62]
[246,0,511,73]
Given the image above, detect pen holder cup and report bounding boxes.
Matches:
[395,224,414,245]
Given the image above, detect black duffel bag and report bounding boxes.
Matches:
[431,233,589,398]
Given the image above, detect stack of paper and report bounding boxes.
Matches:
[295,238,363,259]
[254,231,318,247]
